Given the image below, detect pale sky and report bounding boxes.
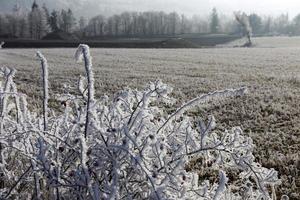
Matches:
[208,0,299,16]
[72,0,300,17]
[1,0,300,18]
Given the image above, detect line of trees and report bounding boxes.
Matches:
[84,12,193,37]
[0,1,300,39]
[0,1,76,39]
[77,10,300,38]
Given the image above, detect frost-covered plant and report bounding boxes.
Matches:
[37,51,49,131]
[75,44,95,138]
[0,42,4,49]
[0,45,282,199]
[234,12,252,47]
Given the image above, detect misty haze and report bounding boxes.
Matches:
[0,0,299,200]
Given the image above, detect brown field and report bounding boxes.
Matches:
[0,36,299,198]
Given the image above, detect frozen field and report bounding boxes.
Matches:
[223,35,300,48]
[0,37,299,197]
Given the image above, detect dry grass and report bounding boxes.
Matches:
[0,37,299,198]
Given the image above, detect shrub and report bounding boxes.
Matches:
[0,45,281,199]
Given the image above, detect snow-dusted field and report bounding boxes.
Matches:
[0,37,299,197]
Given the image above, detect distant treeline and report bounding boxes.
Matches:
[0,1,299,40]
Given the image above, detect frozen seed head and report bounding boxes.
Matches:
[36,51,48,68]
[75,44,90,63]
[75,44,95,103]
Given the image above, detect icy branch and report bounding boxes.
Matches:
[75,44,95,138]
[37,51,49,131]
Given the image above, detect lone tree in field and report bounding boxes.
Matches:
[234,11,252,47]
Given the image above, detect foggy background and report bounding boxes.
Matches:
[0,0,299,18]
[0,0,299,46]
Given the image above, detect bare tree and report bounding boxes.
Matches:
[112,14,121,36]
[120,12,132,35]
[88,15,105,36]
[168,12,180,35]
[5,4,25,38]
[59,9,76,33]
[28,1,48,39]
[234,11,252,46]
[49,10,59,32]
[78,16,87,37]
[106,17,113,36]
